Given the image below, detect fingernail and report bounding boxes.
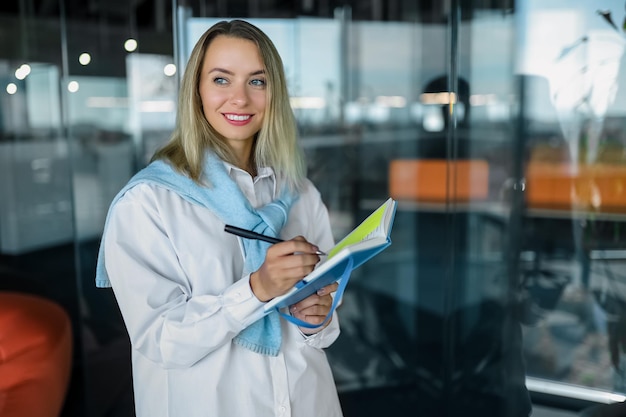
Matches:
[317,288,326,296]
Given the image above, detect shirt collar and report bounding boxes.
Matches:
[222,161,273,178]
[222,160,276,192]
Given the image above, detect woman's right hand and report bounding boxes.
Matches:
[250,236,321,302]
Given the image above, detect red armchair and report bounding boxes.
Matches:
[0,292,73,417]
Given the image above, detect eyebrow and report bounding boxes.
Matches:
[208,67,265,76]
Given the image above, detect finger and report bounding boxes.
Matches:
[317,282,339,296]
[279,255,321,280]
[298,305,330,317]
[269,237,321,257]
[264,249,320,277]
[299,314,327,326]
[291,296,333,316]
[291,305,327,323]
[291,293,329,311]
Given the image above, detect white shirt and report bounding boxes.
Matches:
[103,163,343,417]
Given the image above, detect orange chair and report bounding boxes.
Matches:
[525,162,626,211]
[389,159,490,202]
[0,292,73,417]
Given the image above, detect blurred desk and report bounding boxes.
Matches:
[0,142,73,254]
[364,198,626,220]
[361,198,626,293]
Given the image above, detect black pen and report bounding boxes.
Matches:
[224,224,326,255]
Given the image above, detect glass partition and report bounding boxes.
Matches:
[516,0,626,404]
[64,19,176,417]
[0,5,85,414]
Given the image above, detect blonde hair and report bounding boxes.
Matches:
[152,19,306,191]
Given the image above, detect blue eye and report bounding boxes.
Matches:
[250,78,266,87]
[213,77,228,85]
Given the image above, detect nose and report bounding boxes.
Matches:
[229,82,248,106]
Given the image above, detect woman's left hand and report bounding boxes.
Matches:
[289,282,339,334]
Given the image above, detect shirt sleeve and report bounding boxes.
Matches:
[104,188,265,369]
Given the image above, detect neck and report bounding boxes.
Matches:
[230,142,255,177]
[246,161,257,177]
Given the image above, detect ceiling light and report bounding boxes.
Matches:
[124,38,138,52]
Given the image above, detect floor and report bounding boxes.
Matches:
[534,405,578,417]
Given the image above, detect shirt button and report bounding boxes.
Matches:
[279,405,286,413]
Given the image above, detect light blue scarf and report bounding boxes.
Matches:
[95,152,295,356]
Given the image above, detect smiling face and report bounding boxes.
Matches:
[199,35,267,156]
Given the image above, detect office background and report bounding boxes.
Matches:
[1,0,626,416]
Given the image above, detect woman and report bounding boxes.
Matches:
[95,19,343,417]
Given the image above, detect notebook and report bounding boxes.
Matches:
[264,197,397,313]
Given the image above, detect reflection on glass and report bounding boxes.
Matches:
[517,0,626,402]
